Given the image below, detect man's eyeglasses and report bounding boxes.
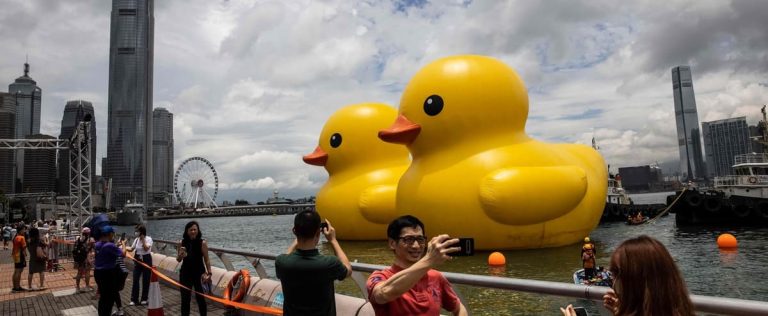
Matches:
[398,235,427,245]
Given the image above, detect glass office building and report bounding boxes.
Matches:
[105,0,154,208]
[58,100,97,195]
[672,66,707,181]
[9,62,42,193]
[0,92,16,194]
[151,107,173,202]
[702,117,751,178]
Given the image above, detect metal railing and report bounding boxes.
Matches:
[713,175,768,187]
[154,239,768,315]
[734,153,768,165]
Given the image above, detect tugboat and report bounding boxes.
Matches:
[672,153,768,225]
[601,173,666,223]
[116,200,145,226]
[670,105,768,226]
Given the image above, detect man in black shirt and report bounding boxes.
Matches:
[276,210,352,316]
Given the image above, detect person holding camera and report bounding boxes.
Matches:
[177,221,211,316]
[125,224,153,306]
[366,215,468,316]
[275,210,352,316]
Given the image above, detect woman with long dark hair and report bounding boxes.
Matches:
[27,227,46,290]
[177,221,212,316]
[562,235,694,316]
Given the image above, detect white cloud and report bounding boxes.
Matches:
[2,0,768,201]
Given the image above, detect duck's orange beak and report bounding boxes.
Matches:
[378,115,421,145]
[303,146,328,166]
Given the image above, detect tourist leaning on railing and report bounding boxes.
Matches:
[367,215,468,316]
[561,235,694,316]
[177,220,212,316]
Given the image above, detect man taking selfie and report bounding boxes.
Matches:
[276,210,352,316]
[366,215,468,316]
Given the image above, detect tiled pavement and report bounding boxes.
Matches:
[0,248,227,315]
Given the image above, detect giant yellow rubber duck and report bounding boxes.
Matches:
[378,55,607,249]
[304,103,410,240]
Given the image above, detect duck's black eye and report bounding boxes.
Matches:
[423,95,443,116]
[330,133,342,148]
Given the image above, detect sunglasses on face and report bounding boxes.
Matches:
[398,235,427,245]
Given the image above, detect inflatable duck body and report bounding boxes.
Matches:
[379,55,607,249]
[304,103,410,240]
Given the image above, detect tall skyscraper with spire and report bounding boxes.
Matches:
[9,61,42,193]
[105,0,154,208]
[672,66,707,181]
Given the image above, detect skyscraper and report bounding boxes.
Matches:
[9,62,42,193]
[23,134,57,193]
[151,107,173,203]
[672,66,707,181]
[58,100,97,195]
[0,92,16,194]
[702,117,751,178]
[105,0,154,208]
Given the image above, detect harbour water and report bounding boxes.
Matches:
[116,192,768,315]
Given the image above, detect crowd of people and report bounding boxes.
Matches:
[3,213,697,316]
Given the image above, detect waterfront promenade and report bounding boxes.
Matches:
[0,250,226,315]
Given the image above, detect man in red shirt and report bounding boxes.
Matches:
[12,225,28,292]
[367,215,468,316]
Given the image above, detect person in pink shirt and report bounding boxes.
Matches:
[366,215,468,316]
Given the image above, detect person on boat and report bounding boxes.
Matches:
[563,235,694,316]
[582,237,596,255]
[276,210,352,316]
[582,244,596,280]
[176,221,211,316]
[366,215,468,316]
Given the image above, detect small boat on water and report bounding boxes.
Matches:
[573,267,613,287]
[116,201,145,226]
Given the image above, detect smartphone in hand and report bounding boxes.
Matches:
[320,222,329,231]
[451,238,475,257]
[573,306,588,316]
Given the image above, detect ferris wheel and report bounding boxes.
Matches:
[174,157,219,209]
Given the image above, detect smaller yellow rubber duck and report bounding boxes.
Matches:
[379,55,607,249]
[304,103,410,240]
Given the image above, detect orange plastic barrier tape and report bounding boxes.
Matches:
[127,256,283,315]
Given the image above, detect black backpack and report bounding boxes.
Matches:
[73,238,88,263]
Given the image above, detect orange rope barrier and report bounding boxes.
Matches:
[127,255,283,315]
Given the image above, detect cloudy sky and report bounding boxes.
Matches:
[1,0,767,203]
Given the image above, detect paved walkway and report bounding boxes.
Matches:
[0,247,227,315]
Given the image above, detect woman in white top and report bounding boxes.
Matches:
[125,224,153,306]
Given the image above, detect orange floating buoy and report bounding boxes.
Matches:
[717,233,738,249]
[488,252,506,266]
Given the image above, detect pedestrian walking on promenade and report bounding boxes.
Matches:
[177,221,211,316]
[125,224,153,306]
[2,223,11,250]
